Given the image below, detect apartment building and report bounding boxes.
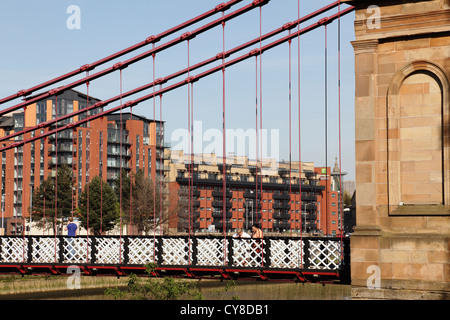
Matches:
[0,89,165,235]
[166,151,343,236]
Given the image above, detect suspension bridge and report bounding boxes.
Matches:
[0,0,354,283]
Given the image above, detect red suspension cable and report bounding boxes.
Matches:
[255,55,258,230]
[288,33,293,237]
[298,0,303,268]
[54,94,58,262]
[0,7,355,157]
[259,6,263,232]
[190,81,194,237]
[187,39,191,263]
[119,69,123,263]
[153,49,157,243]
[43,141,46,235]
[259,5,264,267]
[129,105,132,236]
[159,90,164,237]
[338,0,344,255]
[0,0,246,106]
[0,2,350,149]
[222,17,227,264]
[86,75,91,263]
[324,23,328,235]
[100,117,103,235]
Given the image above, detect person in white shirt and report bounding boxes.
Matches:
[233,228,251,238]
[233,228,251,267]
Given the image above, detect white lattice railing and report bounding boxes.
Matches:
[196,238,228,266]
[0,236,347,272]
[307,239,342,270]
[269,238,304,269]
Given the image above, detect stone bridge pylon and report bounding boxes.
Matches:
[345,0,450,299]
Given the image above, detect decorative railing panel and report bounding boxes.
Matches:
[0,235,348,274]
[128,237,158,265]
[196,238,228,266]
[308,239,342,270]
[63,237,92,264]
[269,238,304,269]
[0,237,28,263]
[31,237,59,264]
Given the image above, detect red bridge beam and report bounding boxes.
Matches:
[0,0,245,106]
[0,0,270,119]
[0,4,354,153]
[0,1,349,145]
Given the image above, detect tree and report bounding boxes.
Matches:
[130,170,163,235]
[30,165,74,234]
[343,191,352,208]
[112,169,180,235]
[77,176,120,235]
[113,169,131,220]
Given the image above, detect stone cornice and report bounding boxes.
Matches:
[354,9,450,41]
[351,39,379,53]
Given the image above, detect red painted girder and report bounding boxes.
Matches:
[0,5,354,153]
[0,0,244,106]
[0,0,269,119]
[0,1,346,144]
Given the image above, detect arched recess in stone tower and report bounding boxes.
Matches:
[386,60,450,214]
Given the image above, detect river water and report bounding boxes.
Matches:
[1,279,351,300]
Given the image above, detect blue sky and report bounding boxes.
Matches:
[0,0,356,180]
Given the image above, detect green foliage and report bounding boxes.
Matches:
[343,191,353,207]
[77,176,120,235]
[113,169,131,219]
[105,264,240,301]
[105,272,203,300]
[30,165,74,233]
[113,169,164,235]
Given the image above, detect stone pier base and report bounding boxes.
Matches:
[350,228,449,300]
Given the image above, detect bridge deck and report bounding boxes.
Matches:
[0,235,350,283]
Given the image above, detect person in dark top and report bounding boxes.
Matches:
[65,217,78,261]
[65,217,78,236]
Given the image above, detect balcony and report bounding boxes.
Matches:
[48,145,73,153]
[212,211,233,219]
[243,190,261,198]
[48,158,73,167]
[211,201,232,208]
[302,194,317,202]
[48,131,73,141]
[107,152,132,159]
[272,202,290,210]
[272,221,291,230]
[213,221,232,230]
[272,212,291,220]
[212,190,232,198]
[272,192,290,200]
